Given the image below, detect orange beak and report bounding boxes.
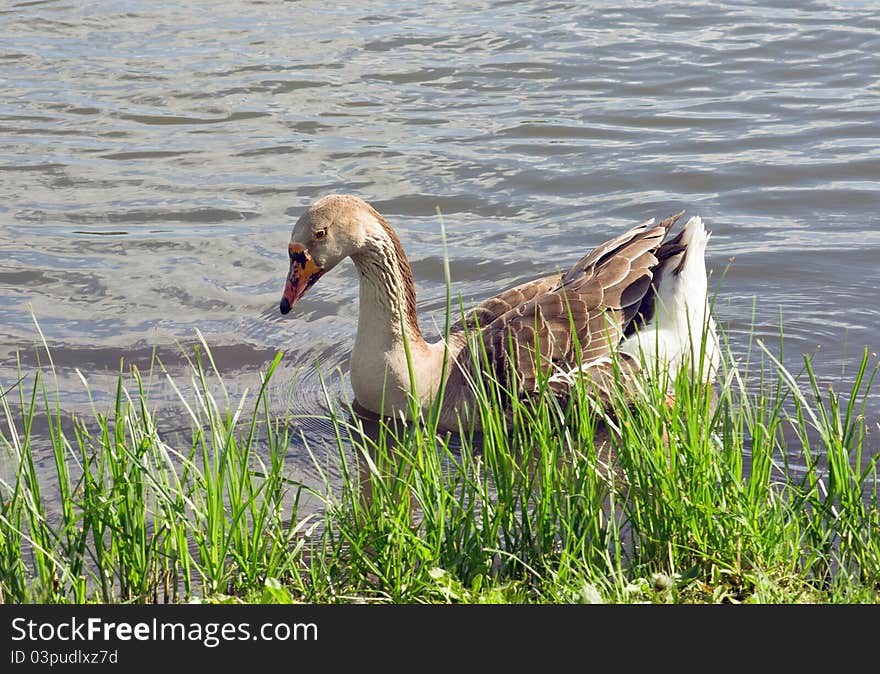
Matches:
[280,243,325,315]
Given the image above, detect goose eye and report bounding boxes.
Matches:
[313,228,327,241]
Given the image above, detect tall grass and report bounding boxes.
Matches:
[0,328,306,603]
[0,313,878,603]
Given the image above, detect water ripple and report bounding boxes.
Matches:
[0,0,878,439]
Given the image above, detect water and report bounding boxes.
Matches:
[2,0,879,485]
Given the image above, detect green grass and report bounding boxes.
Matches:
[0,313,878,604]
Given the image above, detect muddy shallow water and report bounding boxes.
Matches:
[1,1,879,496]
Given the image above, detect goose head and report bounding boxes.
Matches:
[279,194,377,315]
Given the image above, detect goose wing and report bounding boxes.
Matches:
[450,212,685,394]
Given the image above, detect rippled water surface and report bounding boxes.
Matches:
[2,0,879,486]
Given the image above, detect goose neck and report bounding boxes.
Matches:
[350,224,424,348]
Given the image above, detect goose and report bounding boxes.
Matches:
[279,194,720,431]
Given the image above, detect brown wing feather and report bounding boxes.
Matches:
[448,212,685,398]
[449,272,563,335]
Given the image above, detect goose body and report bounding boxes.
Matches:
[279,194,719,431]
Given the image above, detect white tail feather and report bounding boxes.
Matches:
[620,216,720,384]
